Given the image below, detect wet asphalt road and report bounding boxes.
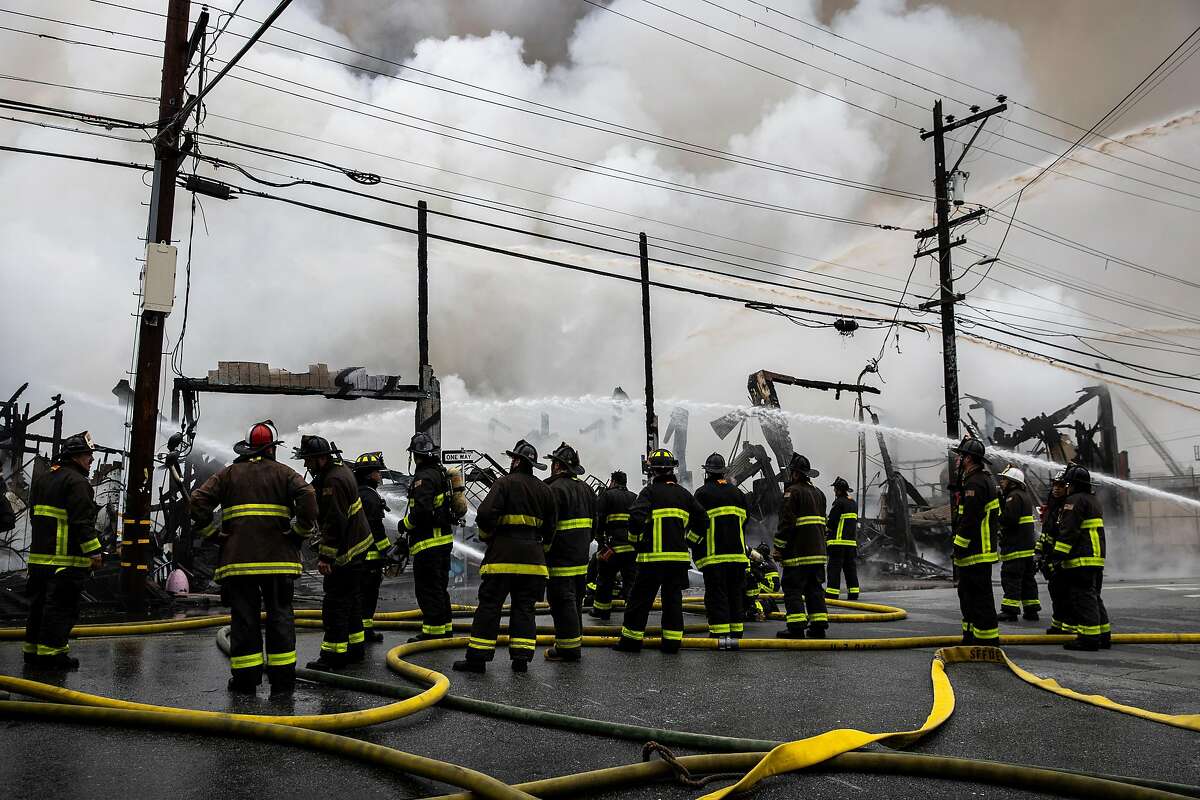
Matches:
[1,578,1198,799]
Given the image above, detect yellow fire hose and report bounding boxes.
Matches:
[425,751,1197,800]
[3,598,1198,799]
[0,699,534,800]
[0,639,447,732]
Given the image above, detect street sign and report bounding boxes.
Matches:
[442,449,482,464]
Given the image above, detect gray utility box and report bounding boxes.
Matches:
[142,242,177,315]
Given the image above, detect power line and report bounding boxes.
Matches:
[0,18,917,232]
[739,0,1200,176]
[643,0,1200,206]
[8,78,1197,342]
[586,0,1200,213]
[81,0,933,203]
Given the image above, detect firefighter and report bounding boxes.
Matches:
[614,449,705,654]
[1037,469,1074,636]
[543,442,595,662]
[996,466,1040,623]
[743,543,780,621]
[951,436,1000,645]
[352,452,391,643]
[295,435,373,671]
[1049,464,1110,651]
[774,454,829,639]
[0,475,15,535]
[23,432,104,671]
[689,453,749,649]
[454,439,556,673]
[190,422,317,693]
[402,433,455,642]
[590,470,637,621]
[824,476,860,601]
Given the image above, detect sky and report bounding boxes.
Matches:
[2,0,1200,491]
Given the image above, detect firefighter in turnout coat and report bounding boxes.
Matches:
[352,451,392,642]
[689,453,749,648]
[996,466,1040,622]
[614,449,706,654]
[403,433,456,642]
[24,432,104,671]
[296,435,374,671]
[190,422,318,693]
[825,476,860,600]
[951,436,1000,645]
[454,440,557,673]
[543,443,595,662]
[590,471,638,620]
[1050,464,1110,651]
[774,454,829,639]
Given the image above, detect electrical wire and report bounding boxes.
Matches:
[693,0,1200,194]
[583,0,1200,213]
[738,0,1200,177]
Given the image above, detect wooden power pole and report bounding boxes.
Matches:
[121,0,192,611]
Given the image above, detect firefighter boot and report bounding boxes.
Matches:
[1023,609,1040,622]
[544,646,581,663]
[807,627,827,640]
[34,654,80,671]
[511,659,529,673]
[613,637,642,653]
[452,659,486,673]
[1099,632,1112,650]
[775,628,806,640]
[1063,638,1100,652]
[227,677,259,694]
[997,609,1019,623]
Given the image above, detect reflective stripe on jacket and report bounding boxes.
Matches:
[475,468,557,577]
[28,461,100,569]
[628,478,705,564]
[596,485,637,553]
[189,455,317,582]
[313,463,373,567]
[545,473,597,577]
[952,467,1000,567]
[999,485,1038,561]
[404,463,454,555]
[775,481,827,567]
[690,478,749,569]
[1053,490,1106,569]
[826,495,858,547]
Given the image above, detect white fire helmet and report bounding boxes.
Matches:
[999,466,1025,485]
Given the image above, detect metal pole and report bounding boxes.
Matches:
[639,233,658,453]
[417,200,429,370]
[121,0,191,611]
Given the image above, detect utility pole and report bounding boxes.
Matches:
[121,0,192,611]
[918,98,1006,474]
[415,200,441,448]
[639,233,658,454]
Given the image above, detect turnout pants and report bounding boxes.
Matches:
[414,545,453,637]
[593,550,637,615]
[957,563,999,642]
[361,564,383,633]
[1064,566,1109,644]
[825,545,860,599]
[782,565,828,633]
[23,565,86,659]
[465,573,545,663]
[999,557,1040,617]
[321,562,364,664]
[702,563,746,637]
[546,572,586,656]
[1046,569,1074,633]
[225,574,296,688]
[618,562,689,652]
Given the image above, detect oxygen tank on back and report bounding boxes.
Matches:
[447,466,468,518]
